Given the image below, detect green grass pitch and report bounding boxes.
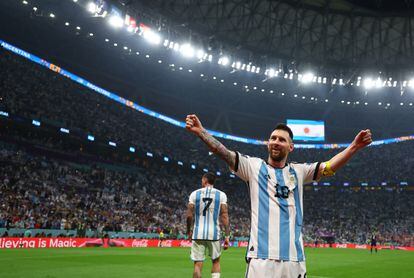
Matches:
[0,247,413,277]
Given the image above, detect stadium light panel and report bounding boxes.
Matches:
[251,66,256,72]
[22,0,28,4]
[109,141,117,147]
[87,135,95,141]
[191,164,196,169]
[256,67,260,74]
[163,157,169,162]
[268,68,276,77]
[129,147,135,152]
[363,78,374,89]
[143,30,161,45]
[241,64,246,70]
[409,79,414,88]
[49,13,55,18]
[108,15,123,28]
[235,62,242,69]
[87,2,97,14]
[33,7,37,11]
[196,49,205,60]
[246,64,251,72]
[146,152,153,157]
[178,161,183,166]
[375,78,383,88]
[76,26,81,30]
[180,43,194,58]
[216,171,221,176]
[0,111,9,117]
[173,43,180,51]
[301,72,314,83]
[218,56,230,66]
[229,174,235,178]
[163,39,169,47]
[203,168,208,173]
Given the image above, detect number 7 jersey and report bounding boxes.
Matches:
[189,186,228,241]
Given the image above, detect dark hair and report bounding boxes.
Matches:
[203,172,216,185]
[274,123,294,140]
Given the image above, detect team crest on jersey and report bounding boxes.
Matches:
[289,174,297,187]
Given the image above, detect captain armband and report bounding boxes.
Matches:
[322,161,336,177]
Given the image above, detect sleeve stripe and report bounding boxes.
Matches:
[234,151,239,172]
[313,162,321,181]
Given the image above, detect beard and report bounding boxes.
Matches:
[269,148,288,162]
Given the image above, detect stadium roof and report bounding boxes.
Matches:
[131,0,414,77]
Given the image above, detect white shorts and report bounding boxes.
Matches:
[245,258,307,278]
[190,240,222,261]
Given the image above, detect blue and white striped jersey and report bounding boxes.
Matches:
[234,152,318,262]
[189,186,227,241]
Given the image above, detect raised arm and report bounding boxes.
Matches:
[315,129,372,180]
[219,203,230,250]
[186,114,236,171]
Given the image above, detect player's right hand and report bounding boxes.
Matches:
[185,114,204,136]
[223,237,230,250]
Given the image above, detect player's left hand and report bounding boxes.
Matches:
[352,129,372,149]
[223,238,230,250]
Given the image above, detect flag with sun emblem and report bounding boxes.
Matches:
[286,119,325,141]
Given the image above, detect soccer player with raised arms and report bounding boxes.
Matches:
[185,114,372,278]
[187,172,230,278]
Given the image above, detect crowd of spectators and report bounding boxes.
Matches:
[1,50,413,246]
